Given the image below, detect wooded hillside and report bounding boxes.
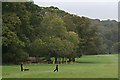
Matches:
[2,2,118,64]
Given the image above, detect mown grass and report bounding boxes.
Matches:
[2,54,118,78]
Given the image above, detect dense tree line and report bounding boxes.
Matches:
[2,2,118,64]
[90,19,118,54]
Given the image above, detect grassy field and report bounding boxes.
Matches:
[2,54,118,78]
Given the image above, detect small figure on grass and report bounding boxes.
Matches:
[54,64,58,72]
[20,62,23,71]
[20,62,29,71]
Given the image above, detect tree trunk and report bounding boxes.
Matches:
[55,57,58,64]
[72,58,75,62]
[47,53,51,64]
[68,58,72,62]
[65,58,67,64]
[47,58,51,64]
[62,57,64,64]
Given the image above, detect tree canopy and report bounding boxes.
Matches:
[2,2,118,64]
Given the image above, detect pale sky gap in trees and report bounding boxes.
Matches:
[34,0,119,21]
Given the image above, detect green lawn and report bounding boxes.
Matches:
[2,54,118,78]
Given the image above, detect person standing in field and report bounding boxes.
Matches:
[54,64,58,72]
[20,62,23,71]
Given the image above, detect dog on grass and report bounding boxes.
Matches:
[24,69,29,71]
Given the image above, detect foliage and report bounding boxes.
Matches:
[2,2,118,64]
